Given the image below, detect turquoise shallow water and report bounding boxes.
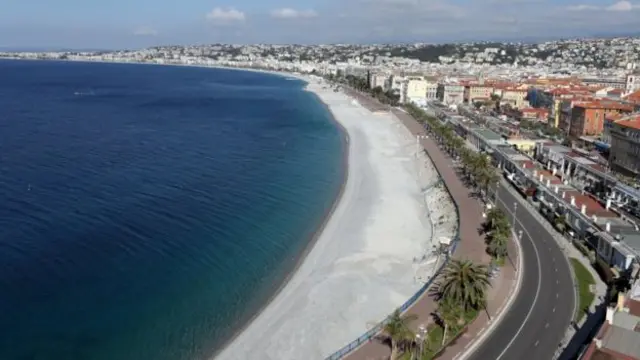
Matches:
[0,60,345,360]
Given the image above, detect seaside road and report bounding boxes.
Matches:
[464,182,575,360]
[342,91,517,360]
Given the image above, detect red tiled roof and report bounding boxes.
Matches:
[574,100,634,112]
[624,89,640,102]
[616,114,640,130]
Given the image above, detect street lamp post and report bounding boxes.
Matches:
[493,181,500,206]
[513,202,518,225]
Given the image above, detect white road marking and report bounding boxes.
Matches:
[545,323,549,328]
[553,307,556,312]
[534,340,539,347]
[495,197,543,360]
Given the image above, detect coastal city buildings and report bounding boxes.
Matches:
[569,101,634,137]
[610,114,640,177]
[3,36,640,287]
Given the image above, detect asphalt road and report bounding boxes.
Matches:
[465,182,576,360]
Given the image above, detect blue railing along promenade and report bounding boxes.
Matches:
[325,136,461,360]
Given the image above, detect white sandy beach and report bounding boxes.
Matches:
[215,78,457,360]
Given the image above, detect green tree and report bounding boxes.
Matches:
[382,309,417,360]
[482,208,509,235]
[436,298,464,346]
[486,230,509,260]
[437,259,491,311]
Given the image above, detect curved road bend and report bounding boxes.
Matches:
[400,102,575,359]
[340,92,494,360]
[465,183,575,360]
[336,91,573,360]
[392,104,575,359]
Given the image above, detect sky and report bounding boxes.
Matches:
[1,0,640,49]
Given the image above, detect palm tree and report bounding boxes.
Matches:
[476,169,498,199]
[486,230,509,260]
[437,259,491,311]
[450,137,464,159]
[436,298,464,346]
[482,208,509,235]
[382,309,417,360]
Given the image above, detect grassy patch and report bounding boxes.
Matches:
[418,308,478,359]
[570,258,596,322]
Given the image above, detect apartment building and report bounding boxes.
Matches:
[603,113,624,145]
[468,84,494,103]
[439,83,465,105]
[626,71,640,95]
[610,114,640,177]
[390,75,406,102]
[426,82,438,101]
[501,87,529,109]
[569,100,634,137]
[405,77,428,106]
[582,77,627,90]
[369,72,391,91]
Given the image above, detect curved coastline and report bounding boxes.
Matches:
[215,78,456,360]
[3,58,456,360]
[210,80,351,359]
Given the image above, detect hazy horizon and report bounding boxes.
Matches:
[2,0,640,49]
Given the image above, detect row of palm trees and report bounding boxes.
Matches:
[383,259,492,360]
[405,104,510,263]
[382,103,496,357]
[482,208,510,262]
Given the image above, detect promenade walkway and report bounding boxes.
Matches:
[342,92,517,360]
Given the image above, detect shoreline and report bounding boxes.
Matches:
[215,79,450,359]
[6,58,455,359]
[210,82,351,358]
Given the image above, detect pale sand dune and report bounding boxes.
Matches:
[214,79,457,360]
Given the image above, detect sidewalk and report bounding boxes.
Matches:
[342,92,518,360]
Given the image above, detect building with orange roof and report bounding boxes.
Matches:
[609,113,640,176]
[468,84,494,103]
[582,77,627,90]
[569,100,635,137]
[501,86,529,109]
[554,96,597,131]
[624,89,640,105]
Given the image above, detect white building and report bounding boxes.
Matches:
[390,75,407,103]
[426,82,439,101]
[626,71,640,95]
[370,73,391,91]
[405,77,428,106]
[441,84,465,105]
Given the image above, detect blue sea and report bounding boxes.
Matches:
[0,60,345,360]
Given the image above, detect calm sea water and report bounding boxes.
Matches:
[0,60,344,360]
